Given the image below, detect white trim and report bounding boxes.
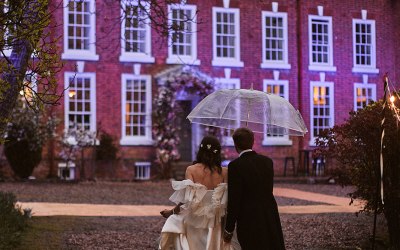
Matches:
[353,82,376,111]
[119,0,154,63]
[308,15,335,71]
[212,7,243,67]
[309,81,334,146]
[120,74,153,145]
[261,11,291,69]
[213,78,241,146]
[64,72,97,132]
[262,79,293,146]
[166,4,199,65]
[352,18,378,73]
[62,0,99,61]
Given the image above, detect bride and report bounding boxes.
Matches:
[159,136,240,250]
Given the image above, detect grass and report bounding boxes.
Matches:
[16,216,79,250]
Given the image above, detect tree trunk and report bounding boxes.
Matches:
[0,0,47,137]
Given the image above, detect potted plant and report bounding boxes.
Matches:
[4,100,55,179]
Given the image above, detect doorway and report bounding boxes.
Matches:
[176,100,193,162]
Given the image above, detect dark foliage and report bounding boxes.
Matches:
[0,192,28,249]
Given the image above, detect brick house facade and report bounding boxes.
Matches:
[4,0,400,180]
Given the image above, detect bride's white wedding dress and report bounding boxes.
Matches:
[159,179,241,250]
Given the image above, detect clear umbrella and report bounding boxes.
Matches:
[187,88,308,136]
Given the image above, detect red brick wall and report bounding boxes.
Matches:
[23,0,400,179]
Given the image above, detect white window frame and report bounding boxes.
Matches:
[260,11,290,69]
[212,7,243,67]
[308,15,336,72]
[119,0,154,63]
[120,74,153,145]
[353,83,376,111]
[64,72,97,132]
[263,80,292,146]
[62,0,99,61]
[166,4,199,65]
[352,19,378,73]
[213,78,240,146]
[309,81,334,146]
[134,161,151,180]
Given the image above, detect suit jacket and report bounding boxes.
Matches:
[225,151,285,250]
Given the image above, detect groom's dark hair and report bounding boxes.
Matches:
[232,128,254,150]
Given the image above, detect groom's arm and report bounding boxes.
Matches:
[225,162,243,234]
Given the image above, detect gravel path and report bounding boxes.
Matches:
[1,180,388,249]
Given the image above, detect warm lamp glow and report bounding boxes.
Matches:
[390,95,395,103]
[69,90,76,98]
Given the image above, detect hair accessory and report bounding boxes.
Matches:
[207,144,211,149]
[200,144,203,148]
[213,149,218,153]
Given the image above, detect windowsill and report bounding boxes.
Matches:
[352,67,379,74]
[119,54,155,63]
[166,57,201,65]
[120,137,154,146]
[62,52,99,61]
[262,139,293,146]
[260,62,291,69]
[212,59,244,67]
[308,65,337,72]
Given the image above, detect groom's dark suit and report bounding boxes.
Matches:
[225,151,285,250]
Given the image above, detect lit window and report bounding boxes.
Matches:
[166,4,198,65]
[308,15,336,71]
[263,80,292,145]
[120,0,154,63]
[310,81,334,145]
[62,0,99,61]
[261,11,290,69]
[352,19,378,73]
[121,74,152,145]
[212,7,243,67]
[354,83,376,111]
[64,72,96,131]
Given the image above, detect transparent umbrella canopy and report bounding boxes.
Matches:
[187,88,308,136]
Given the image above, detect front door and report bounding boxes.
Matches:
[176,100,192,162]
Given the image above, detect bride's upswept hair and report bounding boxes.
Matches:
[194,136,222,174]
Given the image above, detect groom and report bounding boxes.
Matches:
[223,127,285,250]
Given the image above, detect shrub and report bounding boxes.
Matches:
[0,192,29,249]
[4,99,55,178]
[316,99,400,249]
[95,132,118,161]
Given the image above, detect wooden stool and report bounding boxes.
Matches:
[284,157,296,176]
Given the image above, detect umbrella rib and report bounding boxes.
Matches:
[219,92,236,119]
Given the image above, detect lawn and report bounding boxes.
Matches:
[1,180,389,249]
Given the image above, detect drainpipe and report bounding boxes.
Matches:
[296,0,304,151]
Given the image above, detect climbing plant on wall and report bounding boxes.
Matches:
[153,67,214,179]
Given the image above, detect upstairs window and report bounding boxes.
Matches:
[212,7,243,67]
[352,18,378,73]
[120,0,154,63]
[167,4,198,65]
[308,15,336,71]
[261,11,290,69]
[62,0,98,61]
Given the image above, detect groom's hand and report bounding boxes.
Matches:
[223,230,233,243]
[160,209,173,218]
